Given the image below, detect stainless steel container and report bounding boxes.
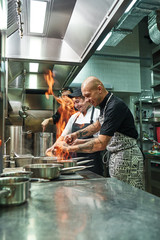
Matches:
[5,126,24,155]
[34,132,53,157]
[5,126,33,156]
[14,155,33,167]
[0,171,33,178]
[0,177,30,206]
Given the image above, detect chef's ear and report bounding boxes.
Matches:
[97,85,102,93]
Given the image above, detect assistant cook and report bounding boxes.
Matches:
[46,87,104,176]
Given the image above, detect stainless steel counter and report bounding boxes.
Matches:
[0,177,160,240]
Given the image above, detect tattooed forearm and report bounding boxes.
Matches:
[79,130,89,138]
[77,140,95,153]
[69,135,110,153]
[77,137,105,153]
[76,121,100,138]
[97,137,103,146]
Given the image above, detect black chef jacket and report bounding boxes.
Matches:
[99,92,138,139]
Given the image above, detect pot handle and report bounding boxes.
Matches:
[0,188,11,198]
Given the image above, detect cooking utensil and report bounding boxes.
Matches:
[0,171,50,183]
[32,156,90,164]
[32,156,57,164]
[0,171,33,191]
[23,164,94,179]
[19,109,28,119]
[23,164,62,180]
[14,155,33,167]
[34,133,54,157]
[53,159,94,168]
[0,177,30,206]
[60,165,94,174]
[0,171,33,178]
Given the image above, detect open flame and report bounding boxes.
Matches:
[44,70,77,159]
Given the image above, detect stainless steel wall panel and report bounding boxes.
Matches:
[6,32,80,63]
[46,0,77,38]
[64,0,121,57]
[25,94,53,110]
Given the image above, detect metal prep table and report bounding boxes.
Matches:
[0,175,160,240]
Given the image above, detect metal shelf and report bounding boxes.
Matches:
[151,84,160,91]
[134,100,152,105]
[150,62,160,72]
[152,97,160,106]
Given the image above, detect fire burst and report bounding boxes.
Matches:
[44,70,76,159]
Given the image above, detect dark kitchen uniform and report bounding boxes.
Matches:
[52,110,60,124]
[99,92,145,190]
[72,107,103,176]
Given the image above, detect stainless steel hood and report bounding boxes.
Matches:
[6,0,131,90]
[5,0,134,130]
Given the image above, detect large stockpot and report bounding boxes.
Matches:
[5,126,23,155]
[5,126,33,156]
[0,177,30,206]
[34,132,54,157]
[23,164,94,179]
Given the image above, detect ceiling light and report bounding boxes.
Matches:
[29,63,39,72]
[30,0,47,33]
[28,74,38,89]
[96,32,112,51]
[125,0,137,13]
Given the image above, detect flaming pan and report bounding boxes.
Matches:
[52,159,94,168]
[32,156,88,164]
[23,164,94,179]
[32,156,93,167]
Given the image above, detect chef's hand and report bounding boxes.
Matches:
[45,145,55,156]
[71,139,85,145]
[64,132,78,145]
[54,141,70,155]
[45,140,69,156]
[45,141,59,156]
[41,118,50,132]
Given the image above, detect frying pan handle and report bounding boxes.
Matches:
[61,165,95,174]
[30,178,50,182]
[77,159,94,165]
[0,188,11,198]
[83,165,94,169]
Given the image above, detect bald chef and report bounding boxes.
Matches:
[55,76,145,190]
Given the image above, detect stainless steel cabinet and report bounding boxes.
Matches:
[145,153,160,197]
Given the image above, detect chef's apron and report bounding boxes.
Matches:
[71,107,103,176]
[99,94,145,190]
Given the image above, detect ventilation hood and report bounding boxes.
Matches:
[96,0,160,48]
[6,0,132,91]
